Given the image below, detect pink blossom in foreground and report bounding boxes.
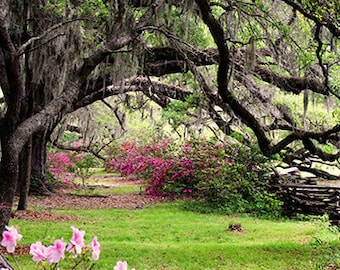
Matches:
[114,260,128,270]
[47,239,66,264]
[30,241,48,262]
[0,226,22,253]
[114,261,135,270]
[90,236,101,260]
[67,226,85,254]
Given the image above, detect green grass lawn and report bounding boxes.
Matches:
[6,202,340,269]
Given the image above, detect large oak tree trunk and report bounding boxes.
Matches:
[29,130,51,195]
[17,130,51,210]
[17,138,32,210]
[0,137,20,233]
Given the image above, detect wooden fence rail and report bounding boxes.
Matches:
[279,183,340,225]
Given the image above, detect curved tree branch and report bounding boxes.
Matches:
[195,0,273,155]
[281,0,340,38]
[51,141,105,161]
[144,46,330,95]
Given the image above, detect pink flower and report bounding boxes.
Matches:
[47,239,66,264]
[114,261,128,270]
[182,144,191,151]
[0,226,22,253]
[30,241,48,262]
[90,236,101,260]
[71,141,83,147]
[114,261,135,270]
[67,226,85,254]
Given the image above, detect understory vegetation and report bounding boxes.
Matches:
[105,138,282,218]
[48,137,282,218]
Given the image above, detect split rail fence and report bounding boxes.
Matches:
[279,183,340,225]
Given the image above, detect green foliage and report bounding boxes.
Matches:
[144,6,213,48]
[43,171,62,192]
[162,100,190,128]
[42,1,66,17]
[77,0,109,19]
[162,93,204,131]
[274,91,339,132]
[69,153,101,186]
[190,143,282,218]
[60,131,80,144]
[106,138,282,218]
[301,0,340,21]
[332,108,340,123]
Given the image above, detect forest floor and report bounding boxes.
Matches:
[12,175,156,222]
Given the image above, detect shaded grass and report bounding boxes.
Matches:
[7,203,340,269]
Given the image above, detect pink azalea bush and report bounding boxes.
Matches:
[105,139,233,199]
[30,241,48,262]
[48,141,99,186]
[106,138,281,216]
[0,226,135,269]
[90,237,101,261]
[114,260,135,270]
[45,239,66,264]
[105,140,170,180]
[48,152,75,183]
[67,226,85,255]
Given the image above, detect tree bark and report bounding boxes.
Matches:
[17,137,32,210]
[0,137,20,233]
[29,130,51,195]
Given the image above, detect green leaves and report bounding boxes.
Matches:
[162,94,203,130]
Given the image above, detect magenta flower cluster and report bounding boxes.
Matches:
[105,139,234,199]
[48,142,97,185]
[105,141,169,178]
[48,152,75,183]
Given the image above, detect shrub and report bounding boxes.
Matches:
[68,152,100,186]
[105,141,172,181]
[105,138,282,217]
[48,152,75,183]
[48,149,100,186]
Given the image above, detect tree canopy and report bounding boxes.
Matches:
[0,0,339,232]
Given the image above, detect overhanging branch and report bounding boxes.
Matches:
[51,141,105,161]
[281,0,340,38]
[143,46,329,95]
